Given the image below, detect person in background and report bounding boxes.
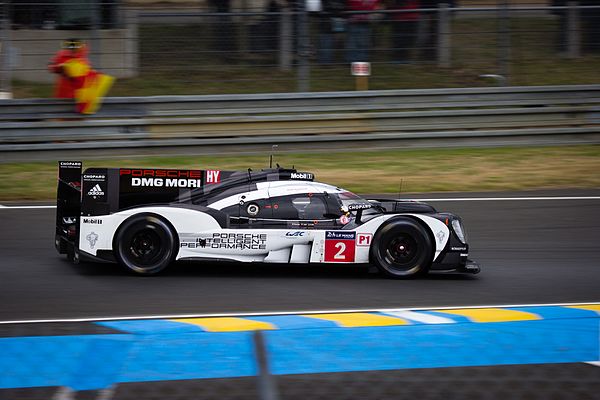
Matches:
[346,0,382,62]
[48,39,114,114]
[388,0,420,64]
[48,39,90,99]
[317,0,347,64]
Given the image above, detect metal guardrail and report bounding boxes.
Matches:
[1,85,600,159]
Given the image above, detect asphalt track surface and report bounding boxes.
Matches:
[1,189,599,322]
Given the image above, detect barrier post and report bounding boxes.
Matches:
[124,9,139,78]
[437,3,451,68]
[297,1,310,92]
[279,5,292,72]
[497,0,511,85]
[567,1,581,59]
[254,331,279,400]
[90,0,102,69]
[0,1,11,98]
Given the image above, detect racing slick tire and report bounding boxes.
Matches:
[114,214,178,275]
[370,218,433,279]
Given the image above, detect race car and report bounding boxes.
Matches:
[55,161,480,278]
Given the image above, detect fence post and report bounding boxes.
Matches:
[497,0,511,85]
[90,0,102,69]
[0,1,11,98]
[567,1,581,59]
[124,9,139,78]
[253,331,279,400]
[279,4,292,72]
[297,1,310,92]
[437,3,451,68]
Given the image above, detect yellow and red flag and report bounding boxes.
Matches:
[60,58,115,115]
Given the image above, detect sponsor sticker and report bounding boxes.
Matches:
[82,218,103,225]
[206,170,221,184]
[451,246,467,251]
[86,232,98,249]
[130,177,202,188]
[436,230,446,244]
[82,173,107,200]
[324,231,356,262]
[285,231,305,237]
[87,184,105,197]
[59,161,82,168]
[357,233,373,247]
[347,203,371,211]
[290,172,314,180]
[180,233,267,250]
[326,231,356,240]
[119,169,204,191]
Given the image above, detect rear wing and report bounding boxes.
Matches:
[57,162,316,220]
[56,161,82,251]
[57,162,218,218]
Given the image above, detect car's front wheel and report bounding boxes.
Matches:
[370,218,433,279]
[114,214,177,275]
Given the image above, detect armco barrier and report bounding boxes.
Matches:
[2,85,600,159]
[1,303,599,399]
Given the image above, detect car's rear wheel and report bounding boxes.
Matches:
[114,214,177,275]
[370,218,433,279]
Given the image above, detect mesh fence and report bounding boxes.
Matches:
[2,1,600,97]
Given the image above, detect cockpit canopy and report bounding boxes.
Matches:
[206,180,376,225]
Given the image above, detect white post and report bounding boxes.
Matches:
[0,2,12,97]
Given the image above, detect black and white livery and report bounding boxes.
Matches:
[55,161,480,278]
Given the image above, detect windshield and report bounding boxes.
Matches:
[335,191,377,214]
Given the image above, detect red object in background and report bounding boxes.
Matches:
[347,0,381,22]
[48,47,90,99]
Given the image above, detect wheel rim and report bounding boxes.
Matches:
[383,234,419,273]
[128,228,162,268]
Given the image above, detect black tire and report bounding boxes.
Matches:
[370,218,433,279]
[114,214,177,275]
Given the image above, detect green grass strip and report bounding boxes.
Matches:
[1,145,599,201]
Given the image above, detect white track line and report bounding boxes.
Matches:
[0,205,56,209]
[1,196,599,210]
[381,310,456,324]
[1,301,598,325]
[585,362,600,367]
[411,196,600,202]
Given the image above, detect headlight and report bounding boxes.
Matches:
[451,219,467,244]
